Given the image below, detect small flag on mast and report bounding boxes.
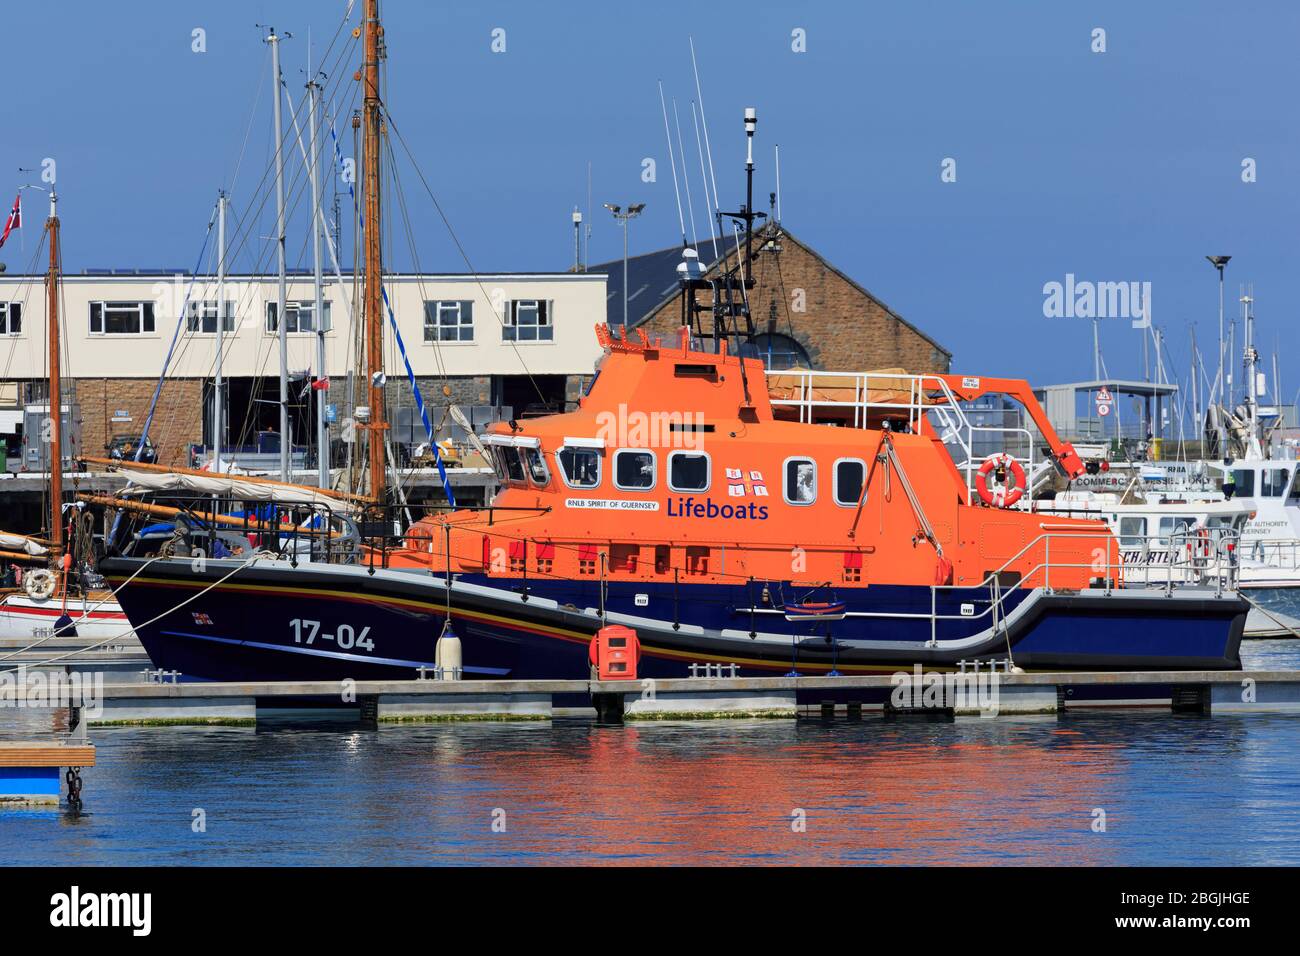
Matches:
[0,194,20,249]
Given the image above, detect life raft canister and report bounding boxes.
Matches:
[975,453,1026,508]
[24,568,57,600]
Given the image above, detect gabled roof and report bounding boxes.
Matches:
[585,224,950,359]
[585,234,730,326]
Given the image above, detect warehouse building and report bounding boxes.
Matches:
[587,222,951,373]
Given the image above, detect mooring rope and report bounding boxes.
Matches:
[0,552,267,676]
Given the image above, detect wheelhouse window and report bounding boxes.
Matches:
[522,446,549,486]
[784,457,817,505]
[614,449,656,491]
[266,300,330,334]
[492,446,525,483]
[186,300,235,334]
[668,451,710,492]
[0,302,19,335]
[558,446,600,489]
[423,300,473,342]
[1290,468,1300,502]
[1262,468,1290,497]
[833,458,865,507]
[1231,469,1255,497]
[1118,516,1146,548]
[503,300,554,341]
[90,301,155,335]
[1156,515,1195,547]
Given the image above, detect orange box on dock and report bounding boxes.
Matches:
[590,625,640,680]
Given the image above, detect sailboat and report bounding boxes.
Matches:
[0,186,136,646]
[95,0,1247,682]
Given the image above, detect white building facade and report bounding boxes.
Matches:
[0,270,607,468]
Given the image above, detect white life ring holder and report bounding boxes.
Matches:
[24,567,57,601]
[975,454,1026,508]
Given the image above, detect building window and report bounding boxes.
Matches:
[668,451,710,493]
[503,300,553,342]
[423,300,473,342]
[557,446,600,488]
[784,457,817,505]
[833,458,865,507]
[187,300,236,334]
[613,449,655,491]
[752,332,810,370]
[90,301,155,335]
[266,300,330,334]
[0,302,20,335]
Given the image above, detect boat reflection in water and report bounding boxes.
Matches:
[17,711,1300,866]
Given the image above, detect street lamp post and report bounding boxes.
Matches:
[604,202,645,326]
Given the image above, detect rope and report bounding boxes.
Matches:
[0,552,266,677]
[380,286,455,506]
[880,432,943,555]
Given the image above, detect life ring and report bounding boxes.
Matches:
[24,568,57,600]
[975,454,1026,508]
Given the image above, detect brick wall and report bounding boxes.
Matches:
[640,227,950,374]
[74,377,203,468]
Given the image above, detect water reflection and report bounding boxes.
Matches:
[2,638,1299,864]
[3,712,1298,865]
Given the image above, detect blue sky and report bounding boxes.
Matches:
[3,0,1297,399]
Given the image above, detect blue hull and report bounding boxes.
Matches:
[100,558,1246,683]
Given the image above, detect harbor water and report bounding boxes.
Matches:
[2,640,1299,866]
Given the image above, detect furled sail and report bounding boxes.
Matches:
[115,470,360,514]
[0,532,50,556]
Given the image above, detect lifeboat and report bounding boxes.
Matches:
[102,324,1247,681]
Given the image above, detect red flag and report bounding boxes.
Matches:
[310,377,330,391]
[0,194,19,249]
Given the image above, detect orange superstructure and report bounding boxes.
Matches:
[386,325,1114,592]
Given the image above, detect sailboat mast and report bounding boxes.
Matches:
[363,0,386,504]
[308,67,328,489]
[214,190,226,472]
[45,187,62,559]
[268,27,290,482]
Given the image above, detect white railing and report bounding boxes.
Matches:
[765,369,1040,500]
[922,528,1240,646]
[1239,537,1300,571]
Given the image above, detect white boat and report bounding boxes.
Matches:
[0,590,133,646]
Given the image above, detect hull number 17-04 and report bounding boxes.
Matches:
[290,618,375,652]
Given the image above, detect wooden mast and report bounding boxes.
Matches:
[45,187,63,560]
[362,0,387,505]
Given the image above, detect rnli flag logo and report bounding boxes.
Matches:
[192,612,214,626]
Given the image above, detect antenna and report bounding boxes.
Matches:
[658,81,686,247]
[672,100,700,248]
[689,101,718,262]
[774,144,782,224]
[689,37,722,240]
[585,161,592,271]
